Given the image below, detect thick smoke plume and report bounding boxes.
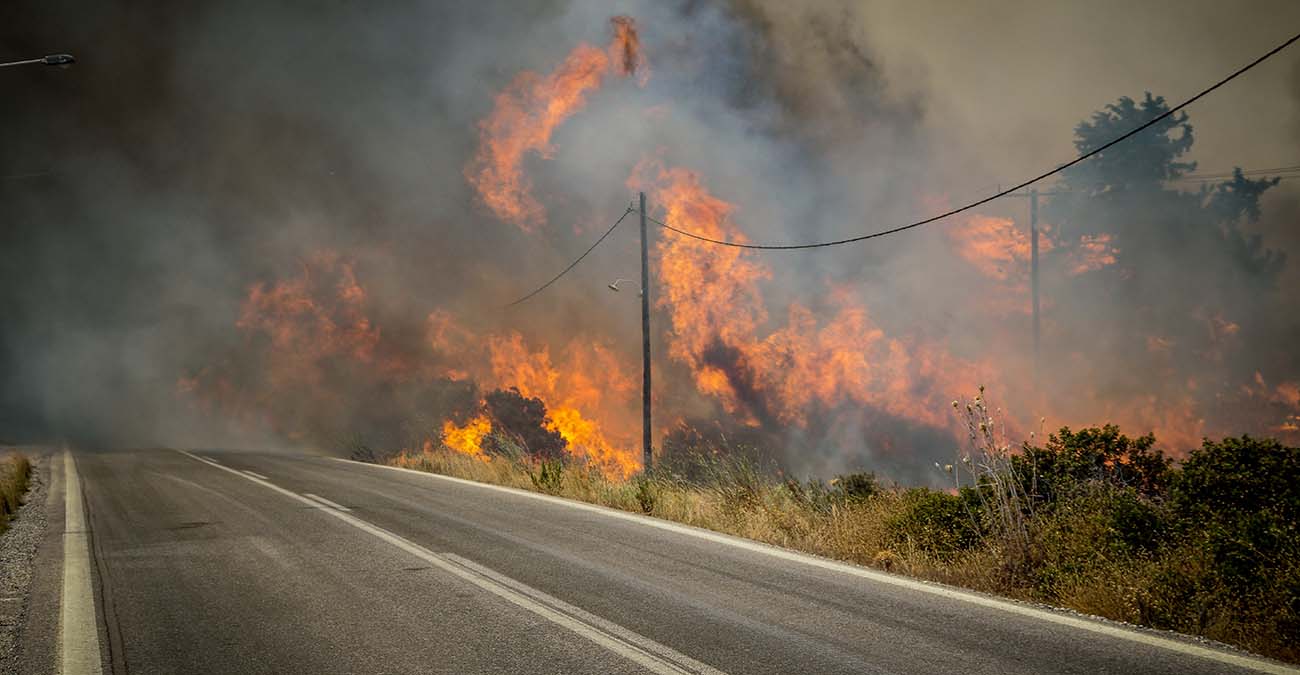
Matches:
[2,1,1298,484]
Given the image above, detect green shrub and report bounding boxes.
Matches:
[832,472,880,503]
[633,475,659,514]
[527,459,565,494]
[1014,425,1171,506]
[886,488,984,560]
[1169,436,1300,597]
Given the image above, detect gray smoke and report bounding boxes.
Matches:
[2,1,1298,485]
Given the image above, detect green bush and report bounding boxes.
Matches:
[832,472,880,503]
[886,488,984,560]
[1168,436,1299,621]
[527,459,565,495]
[1014,425,1171,506]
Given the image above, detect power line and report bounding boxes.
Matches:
[647,30,1300,251]
[1177,164,1300,180]
[504,207,634,307]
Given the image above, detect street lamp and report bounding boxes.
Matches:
[607,278,642,296]
[0,54,76,69]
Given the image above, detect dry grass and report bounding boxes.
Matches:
[0,452,32,535]
[391,448,1001,585]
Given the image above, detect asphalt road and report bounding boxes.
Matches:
[20,448,1295,674]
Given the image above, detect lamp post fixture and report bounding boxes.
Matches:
[0,54,76,69]
[607,278,642,296]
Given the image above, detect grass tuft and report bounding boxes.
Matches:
[0,452,32,535]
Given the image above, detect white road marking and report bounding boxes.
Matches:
[302,493,351,512]
[60,450,103,675]
[340,457,1298,675]
[242,470,269,481]
[179,451,721,675]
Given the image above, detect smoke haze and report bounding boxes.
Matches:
[2,1,1298,483]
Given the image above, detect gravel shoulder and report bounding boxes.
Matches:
[0,449,49,674]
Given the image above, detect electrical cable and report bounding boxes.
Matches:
[647,31,1300,250]
[504,208,634,307]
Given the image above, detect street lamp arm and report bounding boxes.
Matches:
[0,54,75,68]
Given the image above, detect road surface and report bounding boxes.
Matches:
[18,448,1295,674]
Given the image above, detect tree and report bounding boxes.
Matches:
[482,387,567,460]
[1037,93,1287,448]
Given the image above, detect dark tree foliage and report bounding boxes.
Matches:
[1039,93,1287,449]
[1014,424,1171,503]
[1169,436,1300,587]
[1049,92,1284,289]
[482,387,567,460]
[1066,93,1197,189]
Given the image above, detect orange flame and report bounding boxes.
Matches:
[947,214,1051,283]
[466,16,646,231]
[1069,234,1119,275]
[426,315,641,478]
[635,161,1002,435]
[442,415,492,458]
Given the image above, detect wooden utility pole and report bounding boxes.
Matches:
[639,192,653,471]
[1030,187,1040,380]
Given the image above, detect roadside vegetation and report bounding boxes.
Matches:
[383,389,1299,663]
[0,452,32,536]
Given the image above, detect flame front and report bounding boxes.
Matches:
[639,161,999,435]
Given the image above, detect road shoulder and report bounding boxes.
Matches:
[0,448,53,674]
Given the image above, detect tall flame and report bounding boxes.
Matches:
[465,16,645,231]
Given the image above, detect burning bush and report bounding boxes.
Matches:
[482,387,567,461]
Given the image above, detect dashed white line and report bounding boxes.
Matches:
[178,450,721,675]
[303,493,351,512]
[60,450,103,675]
[242,470,269,481]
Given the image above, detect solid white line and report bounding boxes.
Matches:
[337,457,1298,675]
[60,451,103,675]
[242,470,269,481]
[302,493,351,512]
[178,451,717,675]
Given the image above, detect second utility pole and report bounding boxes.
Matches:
[1030,187,1040,383]
[639,192,653,471]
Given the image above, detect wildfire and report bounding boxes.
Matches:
[465,16,645,231]
[947,214,1050,283]
[427,315,642,478]
[1069,234,1119,275]
[637,161,1001,435]
[236,251,382,374]
[442,415,491,458]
